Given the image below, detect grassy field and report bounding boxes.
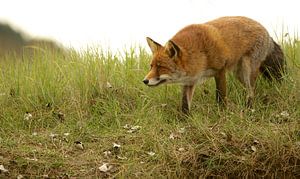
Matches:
[0,37,299,178]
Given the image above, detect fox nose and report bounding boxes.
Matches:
[143,79,149,85]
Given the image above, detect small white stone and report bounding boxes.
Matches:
[131,125,141,131]
[99,163,112,172]
[240,156,246,161]
[113,143,121,149]
[103,151,112,157]
[220,132,227,138]
[49,133,58,138]
[17,174,24,179]
[253,139,260,145]
[106,82,112,88]
[251,145,257,152]
[32,132,38,136]
[74,141,84,150]
[0,164,8,172]
[161,103,167,107]
[25,157,38,161]
[178,128,185,134]
[178,147,185,152]
[24,112,32,120]
[117,156,127,160]
[280,111,289,118]
[127,129,134,133]
[123,124,131,129]
[125,125,141,133]
[169,133,175,140]
[147,151,155,156]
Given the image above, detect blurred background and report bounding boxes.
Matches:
[0,0,299,55]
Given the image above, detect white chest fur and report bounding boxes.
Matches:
[181,69,217,85]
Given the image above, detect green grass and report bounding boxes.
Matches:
[0,39,300,178]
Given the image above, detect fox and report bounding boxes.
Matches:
[143,16,285,114]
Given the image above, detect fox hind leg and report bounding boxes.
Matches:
[182,84,196,114]
[235,56,258,107]
[214,68,227,106]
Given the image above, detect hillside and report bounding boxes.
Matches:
[0,37,299,178]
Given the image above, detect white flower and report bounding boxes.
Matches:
[63,133,70,136]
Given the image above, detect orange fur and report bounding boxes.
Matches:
[143,16,285,114]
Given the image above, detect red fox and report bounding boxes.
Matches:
[143,16,285,114]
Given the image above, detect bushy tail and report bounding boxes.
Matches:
[260,39,285,81]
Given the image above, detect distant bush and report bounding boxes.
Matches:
[0,22,64,58]
[0,23,25,56]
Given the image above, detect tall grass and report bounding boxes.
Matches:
[0,38,299,178]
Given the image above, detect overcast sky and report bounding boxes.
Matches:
[0,0,299,51]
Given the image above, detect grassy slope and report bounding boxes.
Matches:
[0,40,299,178]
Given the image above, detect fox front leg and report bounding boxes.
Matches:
[182,84,196,114]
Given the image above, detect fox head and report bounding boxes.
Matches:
[143,37,184,86]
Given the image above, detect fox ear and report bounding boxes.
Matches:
[165,40,180,59]
[146,37,162,54]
